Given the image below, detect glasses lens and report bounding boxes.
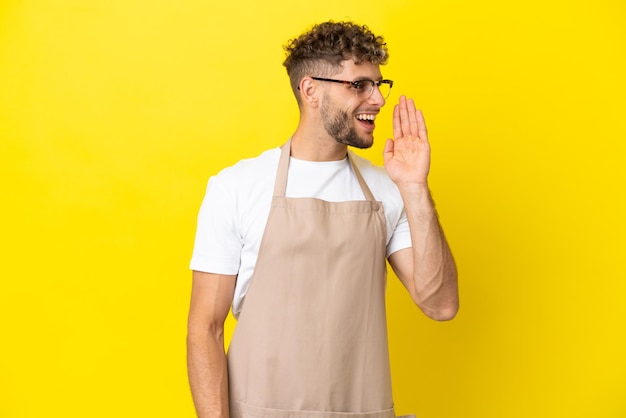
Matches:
[353,81,372,98]
[378,81,391,99]
[355,81,391,99]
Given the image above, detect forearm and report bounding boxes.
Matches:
[187,330,230,418]
[400,184,459,320]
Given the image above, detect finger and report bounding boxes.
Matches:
[406,98,419,138]
[416,109,428,143]
[398,95,411,138]
[383,138,394,163]
[392,103,402,139]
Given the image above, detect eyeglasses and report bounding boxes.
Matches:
[311,77,394,99]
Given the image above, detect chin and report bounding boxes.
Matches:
[344,137,374,149]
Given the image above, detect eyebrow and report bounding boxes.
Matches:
[353,77,384,82]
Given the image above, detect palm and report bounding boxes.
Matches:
[383,96,431,186]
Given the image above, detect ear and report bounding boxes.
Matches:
[298,77,321,108]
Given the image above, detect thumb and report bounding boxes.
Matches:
[383,138,394,163]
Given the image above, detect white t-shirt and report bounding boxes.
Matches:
[190,147,412,317]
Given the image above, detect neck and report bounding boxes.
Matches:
[290,122,347,162]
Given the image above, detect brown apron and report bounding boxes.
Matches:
[227,140,408,418]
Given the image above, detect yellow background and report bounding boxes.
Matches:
[1,0,625,417]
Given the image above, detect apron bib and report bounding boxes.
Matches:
[227,140,398,417]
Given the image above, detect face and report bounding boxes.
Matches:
[318,61,386,149]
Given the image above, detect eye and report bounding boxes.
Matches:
[352,81,366,91]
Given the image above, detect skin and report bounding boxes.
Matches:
[187,59,459,418]
[384,96,459,320]
[290,60,383,160]
[319,88,371,149]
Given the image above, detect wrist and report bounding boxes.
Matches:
[398,183,437,219]
[396,181,430,195]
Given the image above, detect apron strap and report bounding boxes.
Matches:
[347,150,377,202]
[273,140,292,197]
[274,139,378,202]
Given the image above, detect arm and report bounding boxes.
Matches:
[384,95,459,321]
[187,270,237,418]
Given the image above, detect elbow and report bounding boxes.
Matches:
[425,301,459,321]
[416,266,459,321]
[187,320,225,346]
[415,287,459,321]
[186,329,207,351]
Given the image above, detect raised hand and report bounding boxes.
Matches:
[383,95,431,187]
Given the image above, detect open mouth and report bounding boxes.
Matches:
[356,113,376,127]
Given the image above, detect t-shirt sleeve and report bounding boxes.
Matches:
[386,207,412,258]
[189,176,242,274]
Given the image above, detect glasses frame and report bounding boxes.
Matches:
[310,77,394,99]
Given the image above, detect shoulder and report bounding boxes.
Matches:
[349,152,386,177]
[208,147,281,192]
[349,151,405,215]
[349,152,398,197]
[215,147,281,182]
[200,147,281,212]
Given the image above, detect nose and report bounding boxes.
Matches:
[368,84,386,107]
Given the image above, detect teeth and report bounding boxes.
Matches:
[356,114,376,121]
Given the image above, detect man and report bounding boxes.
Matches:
[187,21,459,418]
